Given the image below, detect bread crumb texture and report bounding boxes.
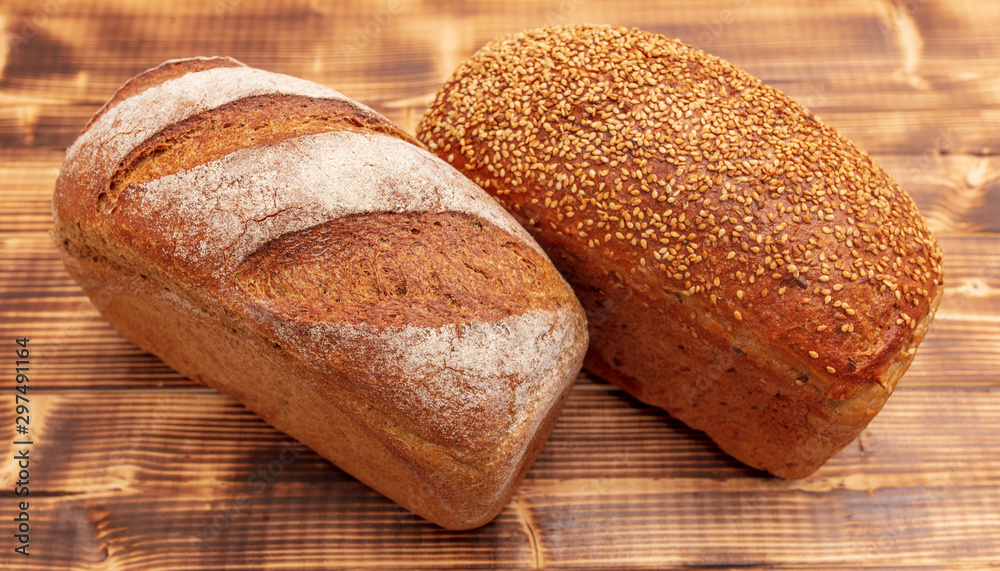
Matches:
[418,24,943,395]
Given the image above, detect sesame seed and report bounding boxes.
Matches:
[809,351,820,359]
[734,310,743,321]
[826,366,836,374]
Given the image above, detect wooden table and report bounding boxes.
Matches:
[2,0,998,568]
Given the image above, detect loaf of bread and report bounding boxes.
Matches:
[417,25,944,478]
[52,57,588,529]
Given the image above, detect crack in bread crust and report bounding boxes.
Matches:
[91,130,547,283]
[99,94,421,213]
[55,65,354,234]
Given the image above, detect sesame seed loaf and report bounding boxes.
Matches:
[417,25,944,478]
[52,57,588,529]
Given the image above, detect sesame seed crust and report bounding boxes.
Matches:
[418,24,943,398]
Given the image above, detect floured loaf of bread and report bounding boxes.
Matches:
[52,57,588,528]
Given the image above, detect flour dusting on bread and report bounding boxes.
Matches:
[122,130,541,277]
[69,66,349,177]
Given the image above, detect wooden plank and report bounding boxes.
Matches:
[2,0,999,567]
[3,1,1000,153]
[1,0,998,83]
[1,386,997,568]
[5,386,998,492]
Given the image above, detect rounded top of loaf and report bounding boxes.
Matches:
[417,24,944,398]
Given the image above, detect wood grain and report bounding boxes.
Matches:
[2,0,999,568]
[1,385,998,569]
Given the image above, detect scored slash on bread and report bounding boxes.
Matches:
[417,25,944,478]
[52,57,588,529]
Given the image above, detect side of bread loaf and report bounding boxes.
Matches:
[417,25,944,478]
[53,57,588,528]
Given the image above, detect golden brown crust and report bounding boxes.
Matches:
[53,57,589,528]
[417,24,944,476]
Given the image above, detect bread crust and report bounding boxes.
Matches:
[104,93,422,207]
[53,57,588,528]
[417,25,944,477]
[85,56,245,130]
